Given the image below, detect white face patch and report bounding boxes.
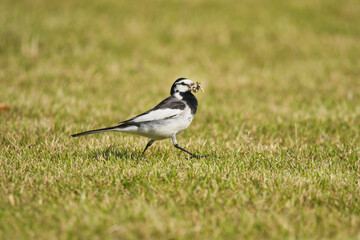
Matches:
[174,84,190,92]
[173,79,194,93]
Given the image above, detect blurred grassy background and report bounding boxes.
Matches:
[1,0,360,239]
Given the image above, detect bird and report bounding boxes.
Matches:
[71,78,207,158]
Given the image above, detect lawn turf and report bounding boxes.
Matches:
[1,0,360,239]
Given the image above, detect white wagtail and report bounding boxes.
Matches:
[71,78,207,158]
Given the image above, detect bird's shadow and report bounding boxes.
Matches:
[88,146,139,161]
[84,145,218,162]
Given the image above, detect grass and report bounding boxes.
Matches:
[1,0,360,239]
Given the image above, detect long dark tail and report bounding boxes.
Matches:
[71,126,119,137]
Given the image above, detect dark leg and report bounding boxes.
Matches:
[174,144,204,158]
[171,136,207,159]
[141,140,155,156]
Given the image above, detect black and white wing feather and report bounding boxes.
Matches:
[120,96,186,124]
[72,96,187,138]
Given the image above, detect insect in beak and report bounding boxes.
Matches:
[190,82,204,93]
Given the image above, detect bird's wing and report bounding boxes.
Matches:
[120,96,186,123]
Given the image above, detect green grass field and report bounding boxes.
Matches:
[1,0,360,239]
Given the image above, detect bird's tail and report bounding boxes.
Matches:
[71,126,118,137]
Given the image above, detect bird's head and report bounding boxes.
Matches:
[170,78,204,96]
